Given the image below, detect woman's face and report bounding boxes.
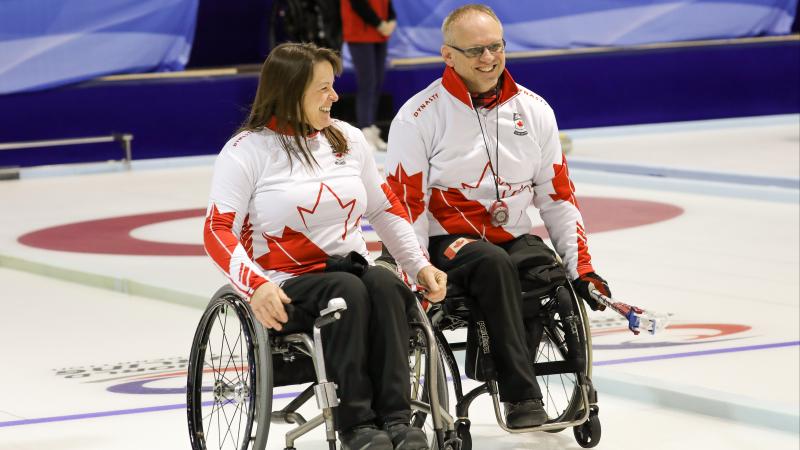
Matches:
[302,61,338,130]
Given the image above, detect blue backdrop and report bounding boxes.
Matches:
[0,0,198,95]
[1,0,796,95]
[0,0,797,169]
[390,0,798,59]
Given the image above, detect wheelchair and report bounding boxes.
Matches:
[426,270,602,448]
[186,284,457,450]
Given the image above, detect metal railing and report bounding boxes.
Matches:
[0,133,134,176]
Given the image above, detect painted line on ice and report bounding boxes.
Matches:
[2,340,797,428]
[569,160,799,189]
[594,340,799,366]
[0,392,298,428]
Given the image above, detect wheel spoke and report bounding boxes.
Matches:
[236,402,244,450]
[218,308,244,382]
[219,399,243,449]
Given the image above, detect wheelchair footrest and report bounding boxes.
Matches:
[533,360,583,376]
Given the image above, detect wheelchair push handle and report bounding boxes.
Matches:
[589,289,669,335]
[315,297,347,329]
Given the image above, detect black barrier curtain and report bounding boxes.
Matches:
[270,0,342,52]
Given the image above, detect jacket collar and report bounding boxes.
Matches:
[266,116,320,138]
[441,66,518,109]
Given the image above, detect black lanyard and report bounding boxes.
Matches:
[474,85,501,203]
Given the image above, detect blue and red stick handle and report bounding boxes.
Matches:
[589,289,669,335]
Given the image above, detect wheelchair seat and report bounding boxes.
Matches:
[434,282,549,333]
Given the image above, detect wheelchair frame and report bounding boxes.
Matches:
[427,280,601,449]
[186,285,457,450]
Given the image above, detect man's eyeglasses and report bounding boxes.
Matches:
[446,39,506,58]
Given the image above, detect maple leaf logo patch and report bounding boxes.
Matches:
[513,112,528,136]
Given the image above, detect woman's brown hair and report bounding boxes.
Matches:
[238,42,348,169]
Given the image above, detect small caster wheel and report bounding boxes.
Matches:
[442,438,461,450]
[454,419,471,450]
[573,406,601,448]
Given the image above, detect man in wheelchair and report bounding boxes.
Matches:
[385,4,612,430]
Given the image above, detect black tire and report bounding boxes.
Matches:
[442,439,461,450]
[187,286,272,450]
[573,412,601,448]
[409,331,450,447]
[454,419,471,450]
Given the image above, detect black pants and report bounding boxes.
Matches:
[429,235,542,402]
[348,41,388,128]
[281,267,414,431]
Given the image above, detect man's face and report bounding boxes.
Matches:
[441,12,506,94]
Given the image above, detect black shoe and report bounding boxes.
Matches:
[340,425,393,450]
[504,399,549,428]
[384,423,430,450]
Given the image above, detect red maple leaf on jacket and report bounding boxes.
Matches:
[256,226,328,275]
[381,183,411,222]
[387,164,425,223]
[297,183,357,240]
[460,161,531,199]
[429,188,515,244]
[549,154,579,207]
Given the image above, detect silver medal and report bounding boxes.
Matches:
[489,200,509,227]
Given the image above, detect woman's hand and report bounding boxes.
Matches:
[416,265,447,303]
[250,282,292,331]
[377,20,397,37]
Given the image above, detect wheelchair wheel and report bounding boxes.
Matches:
[573,405,601,448]
[187,286,272,450]
[409,329,450,447]
[532,285,590,428]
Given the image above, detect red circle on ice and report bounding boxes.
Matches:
[17,197,683,256]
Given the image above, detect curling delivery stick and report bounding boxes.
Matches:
[589,289,669,335]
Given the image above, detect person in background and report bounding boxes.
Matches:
[384,4,612,429]
[203,42,446,449]
[340,0,397,152]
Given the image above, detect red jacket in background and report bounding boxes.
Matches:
[341,0,392,43]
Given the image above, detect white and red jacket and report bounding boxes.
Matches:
[385,66,594,279]
[204,119,429,296]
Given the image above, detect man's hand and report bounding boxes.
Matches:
[250,282,292,330]
[416,265,447,303]
[572,272,611,311]
[377,20,397,37]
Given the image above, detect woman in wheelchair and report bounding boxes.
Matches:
[202,42,447,450]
